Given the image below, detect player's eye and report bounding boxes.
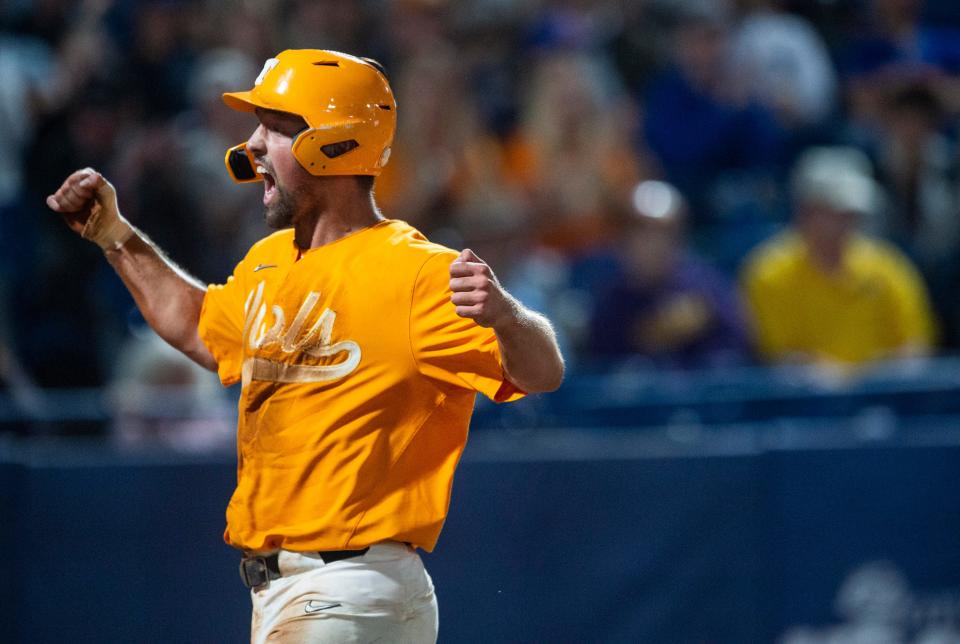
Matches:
[271,121,304,138]
[256,109,307,138]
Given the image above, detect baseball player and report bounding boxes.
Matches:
[45,49,564,643]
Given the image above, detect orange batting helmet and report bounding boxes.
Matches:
[221,49,396,181]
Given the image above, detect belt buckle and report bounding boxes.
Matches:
[239,556,269,590]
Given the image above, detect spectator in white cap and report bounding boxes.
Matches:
[741,146,936,375]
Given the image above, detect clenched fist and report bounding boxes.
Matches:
[46,168,133,250]
[449,249,518,329]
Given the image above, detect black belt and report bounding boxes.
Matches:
[239,548,370,589]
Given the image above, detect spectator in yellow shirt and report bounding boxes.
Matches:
[741,147,936,374]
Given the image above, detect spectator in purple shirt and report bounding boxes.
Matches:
[588,180,751,369]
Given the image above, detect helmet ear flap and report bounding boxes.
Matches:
[224,143,262,183]
[291,125,389,176]
[291,128,323,174]
[292,128,357,175]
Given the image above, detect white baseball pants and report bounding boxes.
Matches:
[249,542,438,643]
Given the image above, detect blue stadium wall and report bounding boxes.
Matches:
[1,434,959,643]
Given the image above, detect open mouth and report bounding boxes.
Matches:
[257,165,277,205]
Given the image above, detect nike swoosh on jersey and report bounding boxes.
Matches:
[304,601,341,614]
[253,264,278,272]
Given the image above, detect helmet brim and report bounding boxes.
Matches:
[222,90,335,126]
[222,91,262,113]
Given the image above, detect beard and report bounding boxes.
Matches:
[264,182,297,230]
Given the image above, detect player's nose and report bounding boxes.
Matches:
[247,124,267,157]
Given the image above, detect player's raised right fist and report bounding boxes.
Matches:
[46,168,134,250]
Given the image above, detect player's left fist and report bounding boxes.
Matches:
[449,249,517,329]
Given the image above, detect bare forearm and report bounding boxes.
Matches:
[494,300,565,394]
[104,232,216,371]
[46,168,216,371]
[448,248,564,393]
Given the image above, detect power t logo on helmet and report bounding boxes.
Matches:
[255,58,280,86]
[222,49,397,182]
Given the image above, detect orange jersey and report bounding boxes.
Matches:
[198,220,524,553]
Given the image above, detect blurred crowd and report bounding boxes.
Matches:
[2,0,960,440]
